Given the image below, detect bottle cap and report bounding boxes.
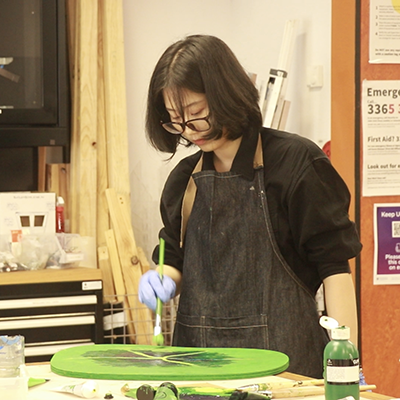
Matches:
[319,316,339,330]
[331,326,351,340]
[319,316,351,339]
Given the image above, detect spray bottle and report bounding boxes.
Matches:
[319,316,359,400]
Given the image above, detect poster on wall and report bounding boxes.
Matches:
[362,80,400,196]
[373,203,400,284]
[369,0,400,64]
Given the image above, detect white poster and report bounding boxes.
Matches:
[369,0,400,64]
[362,80,400,197]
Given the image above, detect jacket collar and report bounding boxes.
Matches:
[202,130,260,181]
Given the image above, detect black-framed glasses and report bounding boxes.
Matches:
[161,116,211,135]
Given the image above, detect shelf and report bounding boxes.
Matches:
[0,267,102,285]
[0,267,104,362]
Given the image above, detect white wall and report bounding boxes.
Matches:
[122,0,331,264]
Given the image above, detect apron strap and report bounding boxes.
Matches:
[180,157,203,247]
[180,134,263,248]
[253,134,264,169]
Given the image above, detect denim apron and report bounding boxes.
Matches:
[172,137,329,378]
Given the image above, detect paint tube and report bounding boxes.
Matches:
[52,380,99,398]
[154,382,178,400]
[56,196,65,233]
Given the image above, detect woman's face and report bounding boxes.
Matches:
[163,88,229,153]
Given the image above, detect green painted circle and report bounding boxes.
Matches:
[51,344,289,381]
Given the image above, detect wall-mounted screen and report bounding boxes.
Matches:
[0,0,70,160]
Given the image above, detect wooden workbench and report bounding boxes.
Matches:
[25,363,391,400]
[280,372,391,400]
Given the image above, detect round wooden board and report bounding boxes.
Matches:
[51,344,289,381]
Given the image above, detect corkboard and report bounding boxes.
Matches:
[332,1,400,396]
[358,1,400,396]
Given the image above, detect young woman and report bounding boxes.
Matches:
[138,34,362,378]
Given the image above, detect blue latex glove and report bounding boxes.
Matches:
[359,368,367,386]
[138,269,176,311]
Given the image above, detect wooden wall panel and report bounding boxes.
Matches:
[331,0,357,278]
[359,0,400,396]
[331,0,356,217]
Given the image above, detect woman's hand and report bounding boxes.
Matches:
[138,270,176,311]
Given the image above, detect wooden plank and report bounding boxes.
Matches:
[101,0,131,197]
[104,229,126,304]
[106,189,138,260]
[106,188,153,344]
[138,247,151,274]
[75,0,98,239]
[68,0,98,239]
[116,192,138,257]
[97,245,117,303]
[96,0,110,248]
[46,164,60,194]
[115,192,153,344]
[121,263,153,345]
[67,0,81,234]
[104,228,136,341]
[37,147,47,192]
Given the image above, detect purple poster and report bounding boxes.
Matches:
[374,203,400,285]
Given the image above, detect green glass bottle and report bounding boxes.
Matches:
[323,326,359,400]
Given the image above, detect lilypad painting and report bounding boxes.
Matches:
[81,348,235,368]
[50,344,289,381]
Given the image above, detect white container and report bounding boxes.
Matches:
[0,335,28,400]
[2,373,28,399]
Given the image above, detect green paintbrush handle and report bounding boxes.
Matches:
[156,238,165,316]
[155,297,163,316]
[153,238,165,344]
[158,238,165,278]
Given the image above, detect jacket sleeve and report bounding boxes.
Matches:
[287,155,362,280]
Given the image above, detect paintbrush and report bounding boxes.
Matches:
[153,237,165,346]
[263,384,376,398]
[236,379,324,392]
[231,384,377,400]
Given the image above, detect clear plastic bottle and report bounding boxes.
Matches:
[0,335,28,399]
[323,326,360,400]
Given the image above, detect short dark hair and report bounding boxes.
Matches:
[145,35,262,155]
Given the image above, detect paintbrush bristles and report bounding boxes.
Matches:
[153,333,164,346]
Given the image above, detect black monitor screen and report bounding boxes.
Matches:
[0,0,43,111]
[0,0,58,125]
